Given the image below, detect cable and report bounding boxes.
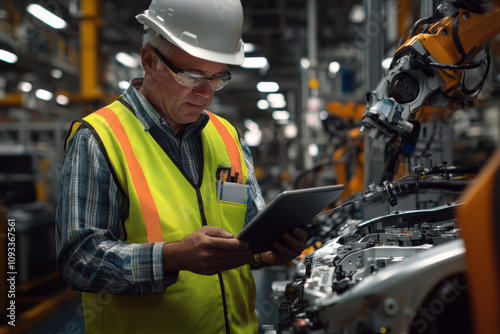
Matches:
[315,200,355,217]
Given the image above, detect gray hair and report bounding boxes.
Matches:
[142,29,176,57]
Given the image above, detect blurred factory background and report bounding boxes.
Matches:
[1,0,500,333]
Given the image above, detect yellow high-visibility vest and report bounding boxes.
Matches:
[66,100,257,333]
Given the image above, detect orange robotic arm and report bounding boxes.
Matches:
[361,0,500,142]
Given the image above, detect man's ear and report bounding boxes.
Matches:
[141,45,155,75]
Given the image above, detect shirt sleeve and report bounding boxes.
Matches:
[240,138,265,225]
[55,127,178,296]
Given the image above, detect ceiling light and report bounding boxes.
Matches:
[244,43,255,53]
[308,143,319,157]
[271,100,286,108]
[0,49,18,64]
[18,81,32,93]
[244,130,262,147]
[245,119,260,131]
[349,4,365,24]
[35,89,53,101]
[116,52,139,68]
[257,82,279,93]
[272,110,290,121]
[51,69,63,79]
[241,57,268,69]
[267,93,286,108]
[300,58,310,69]
[118,81,130,90]
[27,4,67,29]
[257,99,270,110]
[284,123,298,139]
[328,61,340,75]
[244,119,262,147]
[56,94,70,105]
[266,93,285,102]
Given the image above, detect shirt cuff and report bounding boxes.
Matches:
[153,242,179,289]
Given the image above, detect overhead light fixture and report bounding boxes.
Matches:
[272,110,290,125]
[245,119,260,131]
[328,61,340,75]
[18,81,32,93]
[267,93,286,108]
[27,4,67,29]
[349,4,365,24]
[0,49,18,64]
[35,89,53,101]
[244,130,262,147]
[300,58,310,69]
[116,52,139,68]
[56,94,70,105]
[271,100,286,109]
[118,81,130,90]
[257,81,279,93]
[244,43,255,53]
[308,143,319,157]
[244,119,262,147]
[51,69,63,79]
[266,93,285,102]
[257,99,270,110]
[284,123,298,139]
[241,57,268,69]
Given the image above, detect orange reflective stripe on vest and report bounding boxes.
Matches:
[95,107,163,243]
[206,110,242,180]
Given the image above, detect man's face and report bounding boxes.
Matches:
[143,46,228,133]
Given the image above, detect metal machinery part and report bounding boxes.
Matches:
[361,0,500,143]
[278,203,471,333]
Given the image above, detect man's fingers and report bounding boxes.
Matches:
[200,226,250,250]
[208,236,249,250]
[195,249,253,275]
[205,248,252,260]
[292,227,308,243]
[203,226,234,238]
[282,231,307,252]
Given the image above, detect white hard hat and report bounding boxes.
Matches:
[136,0,245,65]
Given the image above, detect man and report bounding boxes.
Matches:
[56,0,307,333]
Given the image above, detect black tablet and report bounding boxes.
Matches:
[237,184,345,253]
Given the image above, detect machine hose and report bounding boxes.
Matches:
[393,178,470,196]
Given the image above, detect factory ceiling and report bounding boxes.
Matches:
[1,0,386,131]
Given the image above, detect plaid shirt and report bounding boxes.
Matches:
[56,78,265,296]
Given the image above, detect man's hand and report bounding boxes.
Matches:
[162,226,252,276]
[259,227,308,266]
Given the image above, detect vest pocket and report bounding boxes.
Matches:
[217,200,247,234]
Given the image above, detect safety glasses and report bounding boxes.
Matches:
[152,47,231,91]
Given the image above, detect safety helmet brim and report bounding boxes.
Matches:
[136,5,245,66]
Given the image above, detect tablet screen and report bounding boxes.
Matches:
[237,184,344,253]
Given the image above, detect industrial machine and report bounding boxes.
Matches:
[361,0,499,144]
[274,1,500,333]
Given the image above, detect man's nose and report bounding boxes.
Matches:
[193,81,212,97]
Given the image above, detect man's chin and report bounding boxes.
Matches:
[181,110,204,124]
